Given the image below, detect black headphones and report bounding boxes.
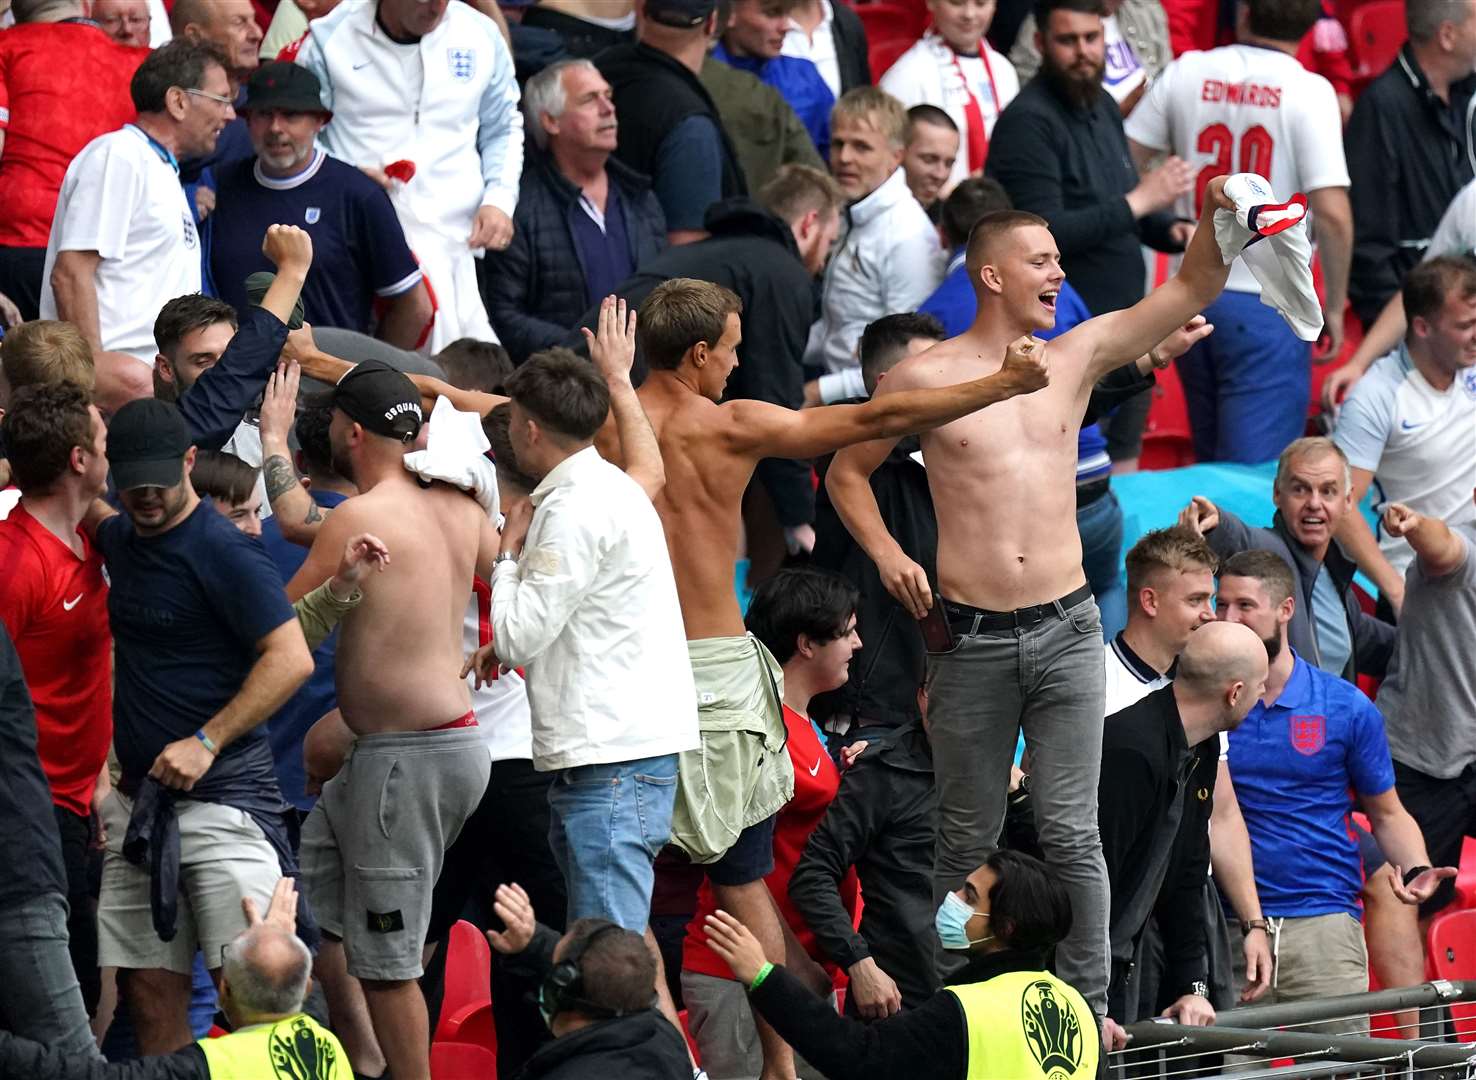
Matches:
[540,921,629,1023]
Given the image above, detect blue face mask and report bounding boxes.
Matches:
[935,891,992,951]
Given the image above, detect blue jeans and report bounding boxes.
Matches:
[0,892,100,1057]
[547,753,679,931]
[1177,289,1312,464]
[1077,488,1126,641]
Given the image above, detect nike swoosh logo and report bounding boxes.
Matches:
[1400,420,1426,431]
[808,758,823,777]
[63,594,84,611]
[353,61,371,70]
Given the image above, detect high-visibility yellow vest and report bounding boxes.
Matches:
[945,969,1100,1080]
[197,1014,353,1080]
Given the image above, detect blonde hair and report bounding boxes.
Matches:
[759,164,844,225]
[1,321,96,395]
[1125,526,1219,599]
[831,87,908,148]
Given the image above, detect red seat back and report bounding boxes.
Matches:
[430,1040,498,1079]
[1349,1,1406,78]
[435,920,492,1044]
[854,2,924,45]
[1427,909,1476,1041]
[869,36,913,79]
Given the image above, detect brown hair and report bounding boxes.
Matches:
[964,209,1051,281]
[1403,255,1476,327]
[190,449,260,507]
[435,338,515,395]
[1219,549,1297,607]
[758,164,843,227]
[504,348,609,442]
[1125,526,1219,599]
[831,86,908,148]
[1,321,96,395]
[483,403,539,494]
[1,381,95,493]
[637,279,743,372]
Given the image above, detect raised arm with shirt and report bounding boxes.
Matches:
[474,24,525,223]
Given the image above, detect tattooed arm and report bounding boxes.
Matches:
[260,362,329,548]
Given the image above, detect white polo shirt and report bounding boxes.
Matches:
[1105,632,1229,759]
[1333,343,1476,577]
[40,125,201,364]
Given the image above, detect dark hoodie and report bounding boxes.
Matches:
[567,197,819,528]
[517,1010,692,1080]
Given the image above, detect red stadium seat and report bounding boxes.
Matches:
[869,36,914,79]
[1349,1,1406,80]
[854,2,924,46]
[1427,909,1476,1041]
[434,920,497,1057]
[430,1040,499,1079]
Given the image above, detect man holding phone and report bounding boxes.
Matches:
[825,176,1240,1044]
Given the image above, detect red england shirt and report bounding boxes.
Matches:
[0,21,147,248]
[0,504,112,816]
[683,705,861,982]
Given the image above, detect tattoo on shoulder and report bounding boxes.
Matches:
[304,503,323,524]
[263,455,300,501]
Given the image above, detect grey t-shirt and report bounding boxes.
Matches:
[1377,523,1476,779]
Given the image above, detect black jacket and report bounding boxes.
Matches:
[1203,508,1395,682]
[830,0,873,93]
[566,198,818,527]
[517,1011,691,1080]
[1098,686,1215,1017]
[789,722,938,1009]
[1345,46,1476,325]
[986,75,1181,316]
[0,621,67,911]
[596,42,748,204]
[750,947,1105,1080]
[484,149,666,364]
[0,1032,204,1080]
[812,435,935,726]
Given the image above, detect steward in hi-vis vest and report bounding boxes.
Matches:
[703,847,1107,1079]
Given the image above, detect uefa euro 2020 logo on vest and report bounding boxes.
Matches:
[1021,979,1086,1079]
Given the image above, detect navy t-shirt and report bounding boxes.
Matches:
[209,149,422,334]
[95,501,297,789]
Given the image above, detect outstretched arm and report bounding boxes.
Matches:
[258,362,326,547]
[284,334,509,418]
[726,336,1048,463]
[585,296,665,501]
[1070,175,1236,381]
[1382,502,1468,579]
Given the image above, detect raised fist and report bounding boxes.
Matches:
[999,336,1049,396]
[261,223,314,274]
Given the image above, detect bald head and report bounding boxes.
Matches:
[1175,621,1268,732]
[222,925,312,1021]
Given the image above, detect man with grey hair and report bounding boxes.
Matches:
[1179,436,1395,683]
[483,58,666,364]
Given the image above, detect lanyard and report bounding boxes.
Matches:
[948,37,1000,174]
[127,123,180,175]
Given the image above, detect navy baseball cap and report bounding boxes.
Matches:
[645,0,716,27]
[107,398,192,490]
[315,359,423,443]
[243,62,330,115]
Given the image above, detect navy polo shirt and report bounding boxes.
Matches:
[1227,652,1396,918]
[568,182,634,308]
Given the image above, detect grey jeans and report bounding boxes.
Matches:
[0,892,99,1057]
[927,594,1111,1012]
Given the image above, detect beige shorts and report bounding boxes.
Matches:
[96,790,280,974]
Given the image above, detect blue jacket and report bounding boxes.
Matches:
[483,148,666,364]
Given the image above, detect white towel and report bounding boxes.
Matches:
[402,396,501,519]
[1213,173,1324,342]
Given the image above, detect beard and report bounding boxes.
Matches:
[1261,628,1283,664]
[1041,51,1106,110]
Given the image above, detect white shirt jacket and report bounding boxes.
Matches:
[491,447,699,773]
[294,0,524,246]
[806,167,944,376]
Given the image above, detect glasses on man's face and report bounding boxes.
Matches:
[99,14,150,30]
[184,87,236,108]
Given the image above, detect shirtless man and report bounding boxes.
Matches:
[825,176,1237,1040]
[284,359,492,1080]
[618,276,1048,1078]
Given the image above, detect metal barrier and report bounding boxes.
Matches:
[1106,981,1476,1078]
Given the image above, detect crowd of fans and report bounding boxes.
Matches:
[0,0,1473,1077]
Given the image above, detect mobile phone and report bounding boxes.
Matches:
[918,595,956,653]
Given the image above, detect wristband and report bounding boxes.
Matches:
[493,551,518,566]
[1241,918,1268,936]
[749,962,774,992]
[1403,865,1432,888]
[195,730,219,756]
